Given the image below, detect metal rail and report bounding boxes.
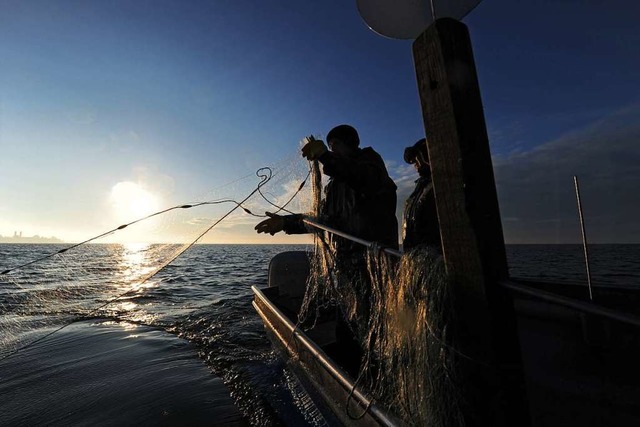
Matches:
[303,218,402,257]
[501,280,640,327]
[252,286,399,427]
[300,217,640,328]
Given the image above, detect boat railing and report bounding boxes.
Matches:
[302,217,640,329]
[303,218,402,257]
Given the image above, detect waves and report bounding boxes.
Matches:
[0,243,313,426]
[0,243,637,425]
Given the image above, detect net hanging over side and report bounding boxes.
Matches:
[0,152,314,360]
[375,247,464,427]
[298,160,464,426]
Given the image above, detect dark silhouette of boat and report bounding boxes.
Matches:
[252,16,640,426]
[253,250,402,427]
[253,246,640,426]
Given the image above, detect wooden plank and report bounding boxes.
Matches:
[412,18,530,426]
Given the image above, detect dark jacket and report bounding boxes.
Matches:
[283,147,398,254]
[402,176,441,252]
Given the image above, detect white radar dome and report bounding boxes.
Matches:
[356,0,483,39]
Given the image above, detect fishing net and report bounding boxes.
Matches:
[375,247,464,427]
[1,134,465,426]
[0,149,315,361]
[299,160,464,426]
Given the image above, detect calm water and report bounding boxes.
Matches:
[0,243,638,426]
[507,244,640,287]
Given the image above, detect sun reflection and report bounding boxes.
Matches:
[98,320,143,338]
[119,301,138,311]
[119,243,156,284]
[109,243,162,324]
[100,320,139,331]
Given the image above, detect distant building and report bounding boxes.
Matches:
[0,232,63,244]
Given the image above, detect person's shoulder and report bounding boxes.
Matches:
[358,146,383,162]
[360,146,378,154]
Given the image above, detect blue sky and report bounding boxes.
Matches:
[0,0,638,244]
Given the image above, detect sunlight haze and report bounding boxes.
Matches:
[1,0,638,244]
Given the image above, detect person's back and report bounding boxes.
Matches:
[320,144,398,255]
[254,125,398,353]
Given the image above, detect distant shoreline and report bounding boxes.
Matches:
[0,236,63,244]
[0,241,637,246]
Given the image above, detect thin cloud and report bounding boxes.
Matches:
[388,160,418,195]
[388,160,420,237]
[186,217,213,226]
[493,105,640,243]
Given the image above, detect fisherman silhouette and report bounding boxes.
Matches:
[255,124,397,253]
[402,138,441,252]
[255,124,398,372]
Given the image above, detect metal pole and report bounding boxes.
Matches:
[500,280,640,327]
[304,213,640,329]
[302,218,402,257]
[573,176,594,301]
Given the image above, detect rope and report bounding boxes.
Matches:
[346,374,373,420]
[0,168,290,277]
[0,166,297,361]
[1,201,252,276]
[258,166,311,215]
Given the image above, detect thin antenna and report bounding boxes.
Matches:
[429,0,437,22]
[573,175,594,301]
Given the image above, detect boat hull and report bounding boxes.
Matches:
[252,285,400,427]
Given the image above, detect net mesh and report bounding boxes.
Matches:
[376,247,464,426]
[299,161,464,426]
[0,151,313,360]
[1,139,465,426]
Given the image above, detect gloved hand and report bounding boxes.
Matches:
[301,138,328,161]
[254,212,285,235]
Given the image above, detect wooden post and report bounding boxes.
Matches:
[413,18,530,426]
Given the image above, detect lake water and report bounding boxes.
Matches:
[1,243,638,426]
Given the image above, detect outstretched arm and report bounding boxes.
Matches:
[254,212,285,235]
[255,212,308,235]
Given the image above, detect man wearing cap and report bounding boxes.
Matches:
[402,138,441,252]
[255,124,398,253]
[255,125,398,358]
